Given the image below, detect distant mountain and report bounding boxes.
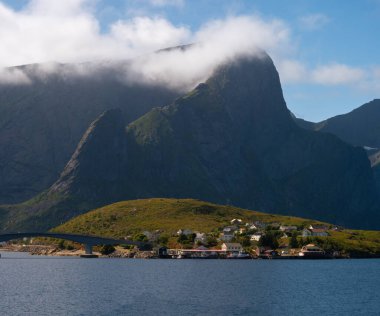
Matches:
[2,53,379,232]
[294,99,380,195]
[294,99,380,149]
[0,62,180,204]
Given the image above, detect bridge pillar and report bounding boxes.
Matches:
[84,244,93,255]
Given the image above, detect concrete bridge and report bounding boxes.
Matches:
[0,232,146,255]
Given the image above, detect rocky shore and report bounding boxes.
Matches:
[0,244,157,258]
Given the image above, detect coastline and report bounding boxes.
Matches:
[2,244,380,259]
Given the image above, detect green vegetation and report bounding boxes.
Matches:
[52,198,380,257]
[100,244,116,255]
[53,198,326,237]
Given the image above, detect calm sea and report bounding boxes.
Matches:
[0,251,379,316]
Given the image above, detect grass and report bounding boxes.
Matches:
[52,198,328,238]
[52,198,380,257]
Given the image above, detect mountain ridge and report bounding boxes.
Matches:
[2,53,378,231]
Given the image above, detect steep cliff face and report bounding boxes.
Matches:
[0,63,180,204]
[121,55,379,228]
[2,53,379,231]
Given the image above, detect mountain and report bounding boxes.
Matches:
[294,99,380,150]
[0,62,180,204]
[2,52,379,231]
[294,99,380,194]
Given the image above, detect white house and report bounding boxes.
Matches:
[230,219,242,225]
[221,243,243,252]
[250,233,262,242]
[194,232,207,243]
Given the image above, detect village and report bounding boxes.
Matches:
[137,218,342,259]
[0,218,344,259]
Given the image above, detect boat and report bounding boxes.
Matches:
[227,251,251,259]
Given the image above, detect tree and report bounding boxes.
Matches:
[177,234,188,243]
[100,244,115,255]
[206,236,218,247]
[258,232,279,249]
[58,240,65,249]
[132,233,148,242]
[158,234,169,246]
[290,232,299,249]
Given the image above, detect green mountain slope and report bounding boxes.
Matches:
[2,53,379,232]
[0,62,180,204]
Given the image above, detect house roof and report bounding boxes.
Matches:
[312,229,328,233]
[222,243,242,247]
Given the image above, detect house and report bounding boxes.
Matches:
[248,224,257,230]
[238,228,246,234]
[142,231,160,242]
[223,226,238,233]
[279,225,297,232]
[302,228,329,237]
[254,221,267,229]
[308,224,329,230]
[302,229,312,237]
[250,233,263,241]
[177,229,193,236]
[194,232,207,244]
[311,229,329,237]
[220,232,234,242]
[230,219,242,225]
[221,243,243,252]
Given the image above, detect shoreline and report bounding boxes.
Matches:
[2,245,380,259]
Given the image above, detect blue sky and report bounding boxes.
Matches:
[1,0,379,121]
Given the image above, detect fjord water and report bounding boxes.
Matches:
[1,252,379,316]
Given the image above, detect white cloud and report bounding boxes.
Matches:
[311,64,366,85]
[0,1,293,89]
[299,13,330,30]
[277,59,307,83]
[121,16,292,90]
[0,0,377,93]
[110,17,190,52]
[148,0,184,7]
[0,68,31,85]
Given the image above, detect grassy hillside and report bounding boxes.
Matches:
[52,198,380,257]
[52,198,328,238]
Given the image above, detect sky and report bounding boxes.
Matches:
[0,0,379,121]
